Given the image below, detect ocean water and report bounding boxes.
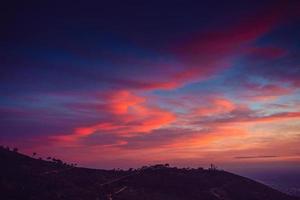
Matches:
[230,167,300,197]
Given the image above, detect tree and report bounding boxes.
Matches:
[32,152,37,157]
[13,148,18,152]
[209,164,217,171]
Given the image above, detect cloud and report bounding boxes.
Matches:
[238,83,293,101]
[1,1,300,168]
[196,108,300,126]
[195,97,236,116]
[234,155,279,159]
[2,0,291,96]
[245,46,287,60]
[52,90,176,143]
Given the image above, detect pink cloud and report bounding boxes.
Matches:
[195,97,236,116]
[53,90,176,143]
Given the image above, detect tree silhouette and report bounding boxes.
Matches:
[209,164,217,171]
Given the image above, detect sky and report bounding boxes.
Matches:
[1,1,300,172]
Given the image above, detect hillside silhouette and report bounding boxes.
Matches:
[0,146,298,200]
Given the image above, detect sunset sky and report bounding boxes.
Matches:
[1,1,300,171]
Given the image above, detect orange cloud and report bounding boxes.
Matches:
[53,90,176,143]
[106,90,145,115]
[195,97,236,116]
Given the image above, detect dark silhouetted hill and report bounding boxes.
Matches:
[0,146,298,200]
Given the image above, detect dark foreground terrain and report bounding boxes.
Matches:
[0,147,298,200]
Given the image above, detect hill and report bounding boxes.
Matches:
[0,147,298,200]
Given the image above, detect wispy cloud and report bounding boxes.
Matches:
[234,155,279,159]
